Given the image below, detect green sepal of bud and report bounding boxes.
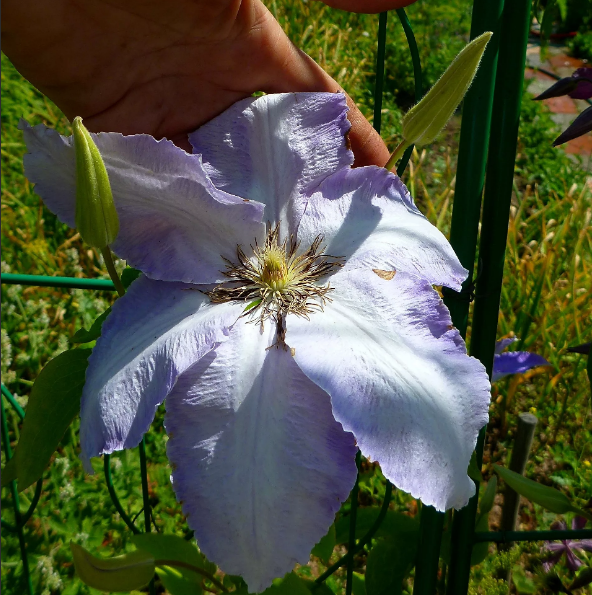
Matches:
[386,32,492,170]
[73,117,119,249]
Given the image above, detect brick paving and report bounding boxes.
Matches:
[524,41,591,156]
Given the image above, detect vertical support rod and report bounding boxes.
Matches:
[373,12,388,135]
[139,437,155,595]
[413,506,445,595]
[446,0,533,591]
[499,413,538,550]
[346,451,362,595]
[1,395,33,595]
[443,0,505,337]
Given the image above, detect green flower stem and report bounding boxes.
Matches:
[1,384,25,420]
[103,454,141,534]
[154,560,228,592]
[384,140,411,171]
[138,438,156,595]
[20,477,43,526]
[345,451,361,595]
[100,247,125,297]
[1,394,33,595]
[315,481,393,584]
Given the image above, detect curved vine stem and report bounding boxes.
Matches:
[20,477,43,525]
[315,481,393,584]
[103,454,141,534]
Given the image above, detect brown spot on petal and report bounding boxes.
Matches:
[344,130,352,151]
[290,347,296,357]
[372,269,396,280]
[243,198,250,202]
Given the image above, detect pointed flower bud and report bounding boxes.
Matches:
[73,117,119,249]
[386,32,492,169]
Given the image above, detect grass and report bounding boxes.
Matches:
[1,0,591,593]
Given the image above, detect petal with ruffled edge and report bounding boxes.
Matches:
[80,276,245,471]
[20,121,265,284]
[189,93,353,237]
[491,351,551,382]
[287,269,490,511]
[494,338,517,354]
[165,320,357,592]
[296,167,467,290]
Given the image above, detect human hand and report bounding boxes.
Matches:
[2,0,415,166]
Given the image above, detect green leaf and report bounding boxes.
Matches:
[401,32,492,147]
[493,465,584,517]
[511,566,536,594]
[302,579,334,595]
[478,476,497,515]
[263,573,311,595]
[335,509,419,544]
[8,349,91,492]
[1,457,17,487]
[366,534,417,595]
[351,572,366,595]
[71,542,155,591]
[470,511,490,566]
[72,308,111,343]
[311,524,336,564]
[569,567,592,591]
[132,533,211,595]
[121,267,142,288]
[467,451,483,483]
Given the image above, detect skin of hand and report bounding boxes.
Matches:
[2,0,416,166]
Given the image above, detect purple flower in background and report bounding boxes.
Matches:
[543,517,592,572]
[21,93,490,591]
[492,338,551,382]
[534,67,592,101]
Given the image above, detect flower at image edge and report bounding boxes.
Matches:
[20,92,491,592]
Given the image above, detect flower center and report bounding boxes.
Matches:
[206,223,342,324]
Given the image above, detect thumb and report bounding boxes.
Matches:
[261,34,390,168]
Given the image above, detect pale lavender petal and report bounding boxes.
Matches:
[80,276,245,471]
[492,351,551,381]
[189,93,353,237]
[551,519,568,531]
[565,548,584,571]
[542,549,564,572]
[287,269,490,511]
[544,542,567,552]
[572,516,588,531]
[296,167,467,290]
[20,121,265,284]
[495,338,517,354]
[574,540,592,553]
[165,320,357,592]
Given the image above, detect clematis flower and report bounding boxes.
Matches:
[542,517,592,572]
[21,93,490,591]
[492,338,550,382]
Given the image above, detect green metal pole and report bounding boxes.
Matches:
[1,273,115,291]
[443,0,505,337]
[446,0,533,591]
[1,396,33,595]
[413,505,445,594]
[414,1,505,590]
[139,437,156,595]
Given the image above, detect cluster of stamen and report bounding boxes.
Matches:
[207,223,342,328]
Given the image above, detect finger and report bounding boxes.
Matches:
[316,0,418,14]
[260,32,390,168]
